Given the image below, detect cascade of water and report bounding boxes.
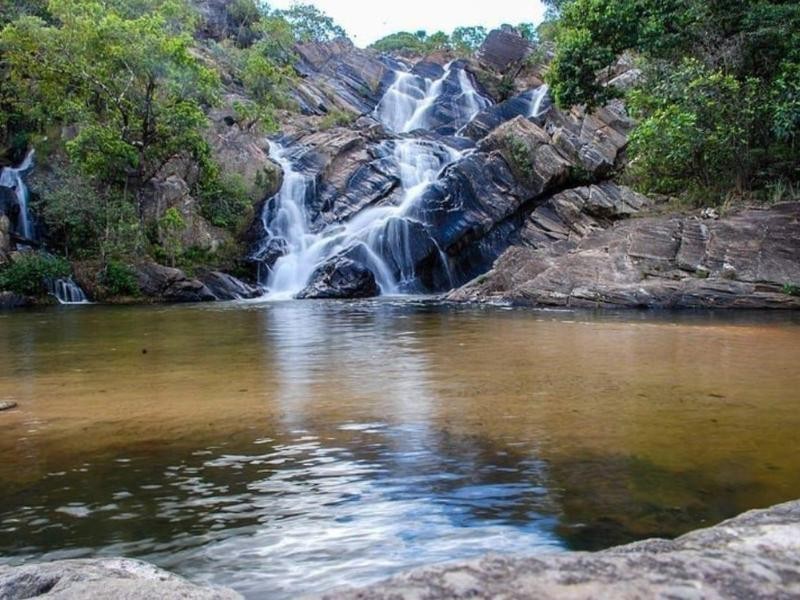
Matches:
[258,61,492,299]
[0,150,35,240]
[51,278,90,305]
[375,62,491,134]
[529,84,550,118]
[262,139,462,299]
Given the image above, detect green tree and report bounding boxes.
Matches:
[158,207,185,267]
[275,4,347,42]
[452,26,487,53]
[1,0,220,187]
[546,0,800,201]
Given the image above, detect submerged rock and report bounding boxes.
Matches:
[0,557,241,599]
[297,257,380,299]
[322,499,800,599]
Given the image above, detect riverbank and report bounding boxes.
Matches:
[2,499,798,599]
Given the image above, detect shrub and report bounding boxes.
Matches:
[200,172,253,231]
[101,260,139,297]
[0,252,70,296]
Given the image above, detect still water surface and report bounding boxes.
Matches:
[1,300,799,597]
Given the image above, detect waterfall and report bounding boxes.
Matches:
[50,278,90,305]
[375,61,491,134]
[0,150,35,240]
[262,138,462,299]
[257,61,495,299]
[529,84,550,118]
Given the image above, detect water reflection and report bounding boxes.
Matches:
[0,302,799,598]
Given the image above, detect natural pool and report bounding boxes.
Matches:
[1,300,799,598]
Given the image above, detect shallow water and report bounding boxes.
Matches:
[1,300,799,597]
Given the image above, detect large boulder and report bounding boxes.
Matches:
[196,270,262,300]
[297,256,380,299]
[0,557,240,599]
[134,262,217,303]
[477,28,533,73]
[322,499,800,599]
[450,201,800,309]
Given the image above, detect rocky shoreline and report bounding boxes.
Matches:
[2,499,799,599]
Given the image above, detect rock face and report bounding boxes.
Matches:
[0,291,32,309]
[134,263,260,303]
[0,557,241,600]
[322,499,800,600]
[449,201,800,309]
[292,39,390,116]
[0,214,11,263]
[297,257,380,299]
[477,28,533,73]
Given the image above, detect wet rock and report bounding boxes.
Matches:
[196,270,262,300]
[297,257,380,299]
[462,87,552,140]
[450,201,800,310]
[0,557,241,600]
[0,291,32,309]
[322,499,800,599]
[477,28,533,73]
[0,401,18,411]
[134,262,217,303]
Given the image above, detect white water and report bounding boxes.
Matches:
[263,139,462,299]
[0,150,35,239]
[258,62,492,299]
[257,62,520,298]
[529,84,550,118]
[375,62,491,134]
[51,278,90,305]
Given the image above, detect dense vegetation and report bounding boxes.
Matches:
[544,0,800,203]
[0,0,345,296]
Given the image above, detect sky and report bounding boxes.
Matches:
[269,0,547,47]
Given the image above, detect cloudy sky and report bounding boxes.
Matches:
[269,0,547,47]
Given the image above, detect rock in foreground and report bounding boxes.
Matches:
[321,499,800,599]
[0,558,241,599]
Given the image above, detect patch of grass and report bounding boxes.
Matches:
[782,283,800,297]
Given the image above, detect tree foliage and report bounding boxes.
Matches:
[1,0,219,186]
[546,0,800,201]
[275,3,347,42]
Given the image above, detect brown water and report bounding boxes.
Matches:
[1,300,799,597]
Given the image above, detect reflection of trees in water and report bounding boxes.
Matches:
[548,453,771,551]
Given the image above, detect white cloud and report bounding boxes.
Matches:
[269,0,546,47]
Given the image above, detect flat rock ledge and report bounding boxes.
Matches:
[319,499,800,600]
[3,501,799,599]
[0,558,241,600]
